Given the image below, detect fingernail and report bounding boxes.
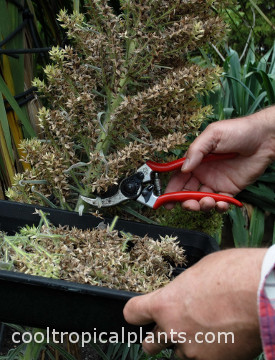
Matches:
[181,158,190,172]
[164,202,175,210]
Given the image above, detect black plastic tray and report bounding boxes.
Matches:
[0,200,219,335]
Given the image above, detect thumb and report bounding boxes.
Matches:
[181,148,205,173]
[182,127,220,173]
[123,292,156,325]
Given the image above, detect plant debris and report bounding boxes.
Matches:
[0,211,186,293]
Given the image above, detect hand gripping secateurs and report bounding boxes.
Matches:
[80,153,243,209]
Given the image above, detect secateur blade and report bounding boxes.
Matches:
[80,181,122,207]
[80,172,146,208]
[80,191,129,208]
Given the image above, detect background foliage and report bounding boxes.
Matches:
[225,0,275,54]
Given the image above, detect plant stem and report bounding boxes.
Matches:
[73,0,79,13]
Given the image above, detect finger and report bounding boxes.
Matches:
[165,172,191,193]
[215,191,235,212]
[181,123,226,173]
[199,196,216,212]
[143,337,168,355]
[197,185,216,211]
[165,172,192,209]
[182,176,200,192]
[181,125,220,173]
[181,151,204,173]
[142,325,173,355]
[165,201,176,210]
[218,190,236,212]
[123,292,157,325]
[174,347,191,360]
[199,185,214,193]
[181,199,200,211]
[216,201,230,213]
[181,180,207,211]
[198,186,232,212]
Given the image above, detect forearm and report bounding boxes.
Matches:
[250,106,275,161]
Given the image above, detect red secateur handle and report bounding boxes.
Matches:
[146,153,237,172]
[153,191,243,209]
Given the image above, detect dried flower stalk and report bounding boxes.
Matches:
[7,0,227,212]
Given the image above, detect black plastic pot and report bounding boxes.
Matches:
[0,200,219,337]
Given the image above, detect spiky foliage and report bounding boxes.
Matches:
[7,0,227,212]
[0,211,186,293]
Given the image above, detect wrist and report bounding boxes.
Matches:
[253,106,275,161]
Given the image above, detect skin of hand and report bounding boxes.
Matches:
[165,107,275,212]
[123,248,267,360]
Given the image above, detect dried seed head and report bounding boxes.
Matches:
[8,1,228,218]
[0,220,187,293]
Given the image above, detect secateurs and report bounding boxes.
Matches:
[80,153,242,209]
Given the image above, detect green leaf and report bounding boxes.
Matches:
[0,2,24,95]
[244,40,255,71]
[199,48,214,67]
[0,343,26,360]
[248,207,265,247]
[224,74,257,103]
[257,46,273,72]
[88,342,110,360]
[48,343,77,360]
[121,205,159,225]
[106,343,122,359]
[129,344,142,360]
[121,344,131,360]
[249,0,275,32]
[269,41,275,74]
[3,324,26,333]
[257,173,275,183]
[222,107,234,118]
[24,340,45,360]
[44,350,56,360]
[0,75,36,138]
[0,93,13,160]
[226,50,242,112]
[247,91,266,114]
[259,70,275,104]
[229,207,249,247]
[239,183,275,214]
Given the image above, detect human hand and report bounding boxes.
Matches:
[165,107,275,212]
[123,248,267,360]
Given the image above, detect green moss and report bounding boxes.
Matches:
[154,205,223,237]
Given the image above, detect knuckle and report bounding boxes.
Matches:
[150,289,170,315]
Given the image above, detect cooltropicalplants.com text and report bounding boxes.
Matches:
[11,327,235,347]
